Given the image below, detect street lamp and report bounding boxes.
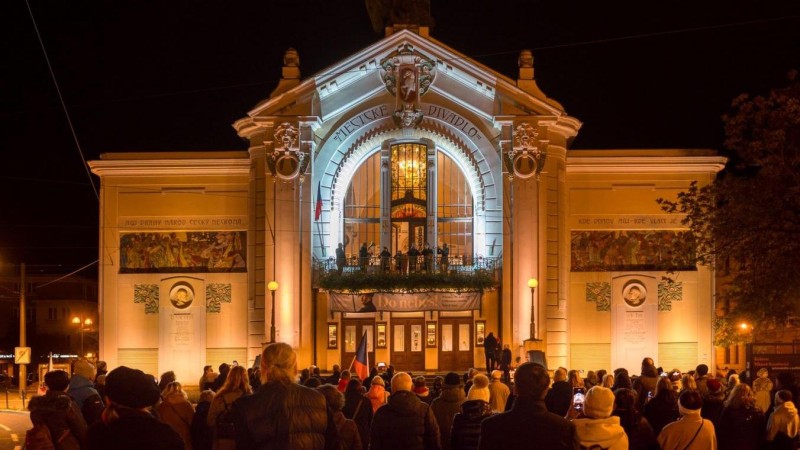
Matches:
[268,281,278,343]
[528,278,538,340]
[71,316,93,357]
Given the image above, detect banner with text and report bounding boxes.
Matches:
[329,291,481,312]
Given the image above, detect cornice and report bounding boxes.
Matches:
[567,154,727,174]
[89,158,252,177]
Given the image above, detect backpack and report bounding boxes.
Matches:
[215,397,236,440]
[25,422,69,450]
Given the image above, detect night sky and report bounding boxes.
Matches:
[3,0,799,272]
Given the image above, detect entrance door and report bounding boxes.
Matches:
[390,318,425,372]
[341,319,375,374]
[438,318,473,371]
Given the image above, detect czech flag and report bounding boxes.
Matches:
[351,330,369,381]
[314,181,323,221]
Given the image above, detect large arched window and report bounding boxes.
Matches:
[343,151,381,257]
[437,151,473,258]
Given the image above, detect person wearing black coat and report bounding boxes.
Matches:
[701,379,726,428]
[482,333,497,372]
[342,379,373,450]
[29,370,87,450]
[545,368,573,417]
[478,363,576,450]
[717,384,766,450]
[642,376,679,436]
[190,390,214,450]
[450,400,492,450]
[369,373,441,450]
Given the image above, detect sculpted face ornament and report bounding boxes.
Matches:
[506,122,547,180]
[269,122,307,181]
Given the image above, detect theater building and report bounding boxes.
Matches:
[89,24,725,382]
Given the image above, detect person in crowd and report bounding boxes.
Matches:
[336,243,346,274]
[463,368,478,396]
[657,389,717,450]
[211,364,230,392]
[305,377,323,388]
[68,358,104,426]
[159,371,177,395]
[633,357,660,410]
[753,368,774,413]
[431,372,465,450]
[158,381,196,450]
[479,362,576,449]
[300,368,311,385]
[429,376,444,402]
[199,366,217,392]
[571,386,628,450]
[94,374,107,402]
[694,364,710,396]
[380,246,392,272]
[191,390,215,450]
[568,370,583,389]
[499,345,512,383]
[545,367,573,417]
[766,390,800,450]
[724,373,740,400]
[487,370,509,413]
[408,243,420,273]
[359,242,369,272]
[370,372,441,450]
[338,370,352,393]
[95,361,108,378]
[776,373,800,413]
[413,376,431,403]
[680,374,698,395]
[421,243,434,272]
[342,378,372,450]
[230,342,338,450]
[318,384,362,450]
[596,370,608,384]
[87,366,184,450]
[701,379,726,428]
[612,388,658,450]
[450,374,493,450]
[29,369,87,450]
[668,369,683,391]
[612,369,633,391]
[643,376,679,436]
[366,376,389,413]
[602,373,615,388]
[207,365,251,450]
[482,332,497,372]
[584,371,598,390]
[717,384,766,450]
[326,364,341,386]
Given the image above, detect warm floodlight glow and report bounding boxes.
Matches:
[268,281,279,291]
[528,278,539,289]
[84,318,93,326]
[739,322,750,331]
[72,316,81,325]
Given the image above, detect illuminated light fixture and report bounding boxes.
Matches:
[528,278,539,341]
[268,281,279,343]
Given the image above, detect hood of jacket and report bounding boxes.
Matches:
[780,401,798,417]
[29,391,73,413]
[573,416,628,449]
[367,384,385,400]
[438,384,465,403]
[163,392,189,405]
[459,399,491,420]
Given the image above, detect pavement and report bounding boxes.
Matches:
[0,410,28,450]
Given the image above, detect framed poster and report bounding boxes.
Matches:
[426,322,436,348]
[327,323,338,349]
[376,323,387,348]
[476,320,486,346]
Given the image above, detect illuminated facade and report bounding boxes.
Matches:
[90,27,725,382]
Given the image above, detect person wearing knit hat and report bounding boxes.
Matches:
[451,373,493,450]
[571,386,628,450]
[701,378,725,428]
[29,370,87,449]
[366,375,389,413]
[488,370,510,413]
[86,366,185,450]
[431,371,466,450]
[657,390,717,450]
[68,358,103,421]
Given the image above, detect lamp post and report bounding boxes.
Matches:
[528,278,538,341]
[71,316,93,357]
[268,281,278,343]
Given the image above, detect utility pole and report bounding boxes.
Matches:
[19,263,27,403]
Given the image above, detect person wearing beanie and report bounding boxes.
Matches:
[479,362,576,449]
[570,386,628,450]
[369,372,440,450]
[68,358,104,425]
[367,375,390,413]
[414,376,431,403]
[451,374,493,450]
[487,370,509,413]
[700,378,725,428]
[29,370,87,450]
[767,390,800,448]
[431,372,466,450]
[657,390,717,450]
[86,366,184,450]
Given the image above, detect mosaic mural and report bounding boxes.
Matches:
[658,281,683,311]
[571,230,696,272]
[206,283,232,313]
[120,231,246,273]
[133,284,159,314]
[586,282,611,312]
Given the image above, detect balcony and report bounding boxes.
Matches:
[312,255,501,293]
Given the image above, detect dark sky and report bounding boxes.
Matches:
[3,0,799,271]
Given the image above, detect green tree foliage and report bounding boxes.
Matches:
[658,75,800,336]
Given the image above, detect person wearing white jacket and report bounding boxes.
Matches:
[767,390,800,448]
[571,386,629,450]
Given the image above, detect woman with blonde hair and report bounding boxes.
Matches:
[207,365,252,450]
[718,384,766,450]
[679,373,697,394]
[158,381,196,450]
[602,373,615,388]
[568,369,583,389]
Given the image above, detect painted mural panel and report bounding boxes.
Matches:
[571,230,695,272]
[120,231,246,273]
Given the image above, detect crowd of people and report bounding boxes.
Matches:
[26,347,800,450]
[336,241,452,275]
